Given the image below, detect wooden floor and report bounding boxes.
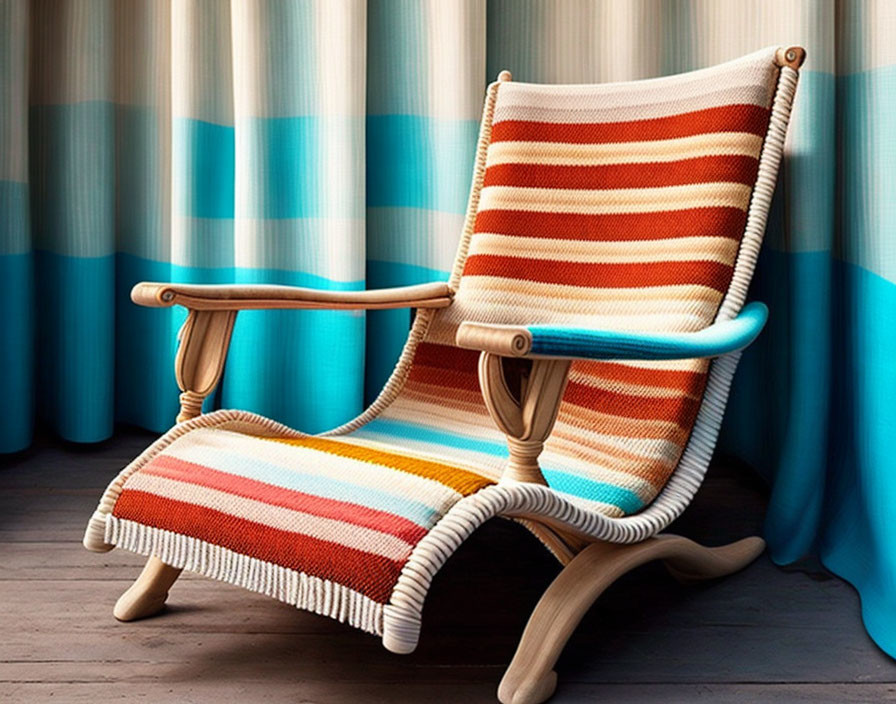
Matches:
[2,428,895,704]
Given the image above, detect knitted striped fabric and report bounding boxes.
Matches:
[85,48,787,641]
[358,48,780,516]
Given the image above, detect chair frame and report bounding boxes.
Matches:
[97,47,805,704]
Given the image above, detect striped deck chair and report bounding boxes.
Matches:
[84,46,805,704]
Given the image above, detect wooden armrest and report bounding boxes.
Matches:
[131,281,454,311]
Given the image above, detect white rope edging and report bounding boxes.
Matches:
[107,516,385,635]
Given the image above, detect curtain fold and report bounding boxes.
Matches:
[2,0,895,661]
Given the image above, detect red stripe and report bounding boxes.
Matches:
[483,155,760,190]
[113,491,403,603]
[473,208,747,242]
[491,104,770,144]
[141,455,428,544]
[408,364,481,393]
[563,380,702,428]
[463,254,733,291]
[574,360,706,394]
[412,342,481,371]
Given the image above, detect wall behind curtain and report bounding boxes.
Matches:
[2,0,895,661]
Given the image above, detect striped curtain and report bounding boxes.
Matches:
[2,0,894,660]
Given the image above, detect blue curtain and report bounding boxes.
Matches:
[2,0,895,661]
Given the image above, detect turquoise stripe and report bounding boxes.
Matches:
[224,265,364,434]
[112,253,366,436]
[0,180,29,254]
[809,260,896,658]
[722,253,831,556]
[239,116,321,218]
[361,418,509,457]
[34,250,115,443]
[367,259,450,288]
[114,254,183,431]
[116,105,168,261]
[172,443,440,529]
[173,117,234,219]
[29,102,115,257]
[366,115,479,213]
[0,252,34,452]
[541,470,644,514]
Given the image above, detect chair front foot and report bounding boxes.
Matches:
[114,556,183,621]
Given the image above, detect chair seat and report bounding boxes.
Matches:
[99,410,494,635]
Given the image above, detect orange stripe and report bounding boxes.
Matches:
[482,155,760,190]
[556,404,692,446]
[563,380,702,428]
[490,104,771,144]
[263,436,492,497]
[463,254,733,291]
[473,207,747,242]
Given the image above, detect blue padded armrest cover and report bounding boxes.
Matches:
[527,301,768,361]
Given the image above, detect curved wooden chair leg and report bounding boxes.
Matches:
[114,556,183,622]
[497,534,765,704]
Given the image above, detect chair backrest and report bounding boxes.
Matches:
[356,48,794,518]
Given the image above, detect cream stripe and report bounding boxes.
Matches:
[479,182,753,214]
[376,399,503,442]
[123,473,415,561]
[164,430,462,509]
[456,276,725,307]
[566,372,698,400]
[542,437,678,488]
[486,132,764,166]
[469,233,740,265]
[494,48,777,109]
[549,422,685,464]
[604,357,709,373]
[556,404,687,441]
[549,424,684,467]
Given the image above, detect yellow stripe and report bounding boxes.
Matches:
[262,436,493,497]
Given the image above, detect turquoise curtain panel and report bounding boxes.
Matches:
[2,0,895,661]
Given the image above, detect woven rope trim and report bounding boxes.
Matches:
[105,515,384,635]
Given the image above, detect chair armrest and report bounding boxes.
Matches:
[456,302,768,360]
[131,281,454,311]
[134,280,452,424]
